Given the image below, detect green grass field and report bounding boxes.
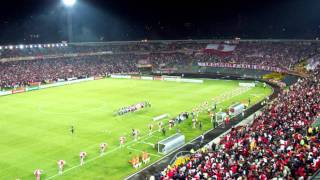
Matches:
[0,78,271,180]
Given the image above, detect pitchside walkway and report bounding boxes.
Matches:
[125,110,262,180]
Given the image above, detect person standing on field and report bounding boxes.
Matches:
[100,143,107,156]
[120,136,126,148]
[34,169,42,180]
[70,126,74,135]
[148,124,153,136]
[57,160,65,175]
[79,152,87,166]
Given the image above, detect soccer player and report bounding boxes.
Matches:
[57,160,66,175]
[192,118,197,128]
[169,120,174,130]
[161,127,166,136]
[79,152,87,166]
[70,126,74,135]
[158,122,163,132]
[191,110,195,119]
[132,129,136,138]
[148,124,153,136]
[134,129,140,141]
[34,169,42,180]
[100,143,107,156]
[195,108,200,118]
[120,136,126,148]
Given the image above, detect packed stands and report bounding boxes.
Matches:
[1,40,320,89]
[158,66,320,180]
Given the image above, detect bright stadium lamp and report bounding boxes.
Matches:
[62,0,76,42]
[62,0,76,7]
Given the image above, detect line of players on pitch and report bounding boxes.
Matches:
[116,101,151,116]
[33,143,108,179]
[33,100,220,179]
[33,132,149,179]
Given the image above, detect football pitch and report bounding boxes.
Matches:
[0,78,272,180]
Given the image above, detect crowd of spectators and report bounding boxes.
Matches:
[1,40,320,89]
[0,40,319,178]
[159,66,320,180]
[195,42,320,70]
[0,54,138,89]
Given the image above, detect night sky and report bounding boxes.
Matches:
[0,0,320,44]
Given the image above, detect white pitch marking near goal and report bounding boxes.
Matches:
[127,146,161,158]
[45,86,253,180]
[45,128,162,180]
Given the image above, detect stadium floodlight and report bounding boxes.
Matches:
[0,46,2,50]
[19,45,24,49]
[38,44,42,48]
[62,0,76,7]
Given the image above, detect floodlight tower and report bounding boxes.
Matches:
[62,0,77,42]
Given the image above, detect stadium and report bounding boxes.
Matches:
[0,0,319,180]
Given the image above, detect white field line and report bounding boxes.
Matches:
[44,86,253,179]
[45,128,161,180]
[127,146,161,158]
[124,125,215,180]
[124,87,253,180]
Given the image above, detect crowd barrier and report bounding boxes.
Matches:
[110,74,204,84]
[0,77,96,97]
